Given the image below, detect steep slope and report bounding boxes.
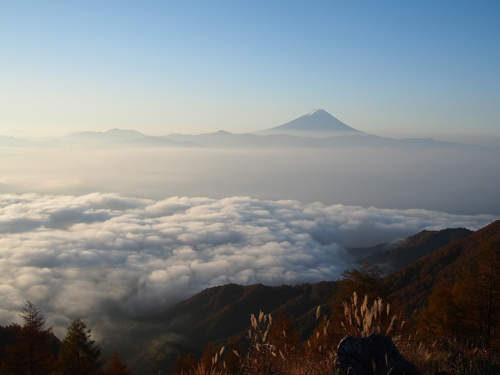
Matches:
[345,243,392,262]
[364,228,474,274]
[387,220,500,312]
[149,282,338,348]
[132,282,338,374]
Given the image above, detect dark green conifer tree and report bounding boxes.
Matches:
[57,318,104,375]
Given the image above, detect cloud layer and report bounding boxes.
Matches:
[0,193,496,339]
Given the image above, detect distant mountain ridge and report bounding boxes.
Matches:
[62,128,147,143]
[361,227,474,274]
[254,109,366,137]
[162,132,476,150]
[388,220,500,312]
[57,129,204,148]
[0,111,489,150]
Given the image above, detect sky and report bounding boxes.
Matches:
[1,1,499,143]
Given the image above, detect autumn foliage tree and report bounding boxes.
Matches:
[1,301,56,375]
[416,281,460,341]
[103,350,133,375]
[305,306,337,357]
[327,261,395,339]
[456,240,500,348]
[200,341,218,372]
[265,310,300,372]
[267,310,299,356]
[223,337,242,375]
[335,261,390,304]
[172,352,198,375]
[418,240,500,349]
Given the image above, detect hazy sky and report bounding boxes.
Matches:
[1,1,499,143]
[1,147,500,215]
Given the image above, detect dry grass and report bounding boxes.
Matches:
[406,337,500,375]
[173,293,500,375]
[341,292,405,339]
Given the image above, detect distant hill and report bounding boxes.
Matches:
[109,136,203,148]
[0,135,62,148]
[58,129,204,148]
[388,220,500,312]
[362,227,474,274]
[62,128,147,144]
[163,131,477,150]
[254,109,366,137]
[163,131,327,148]
[0,135,32,147]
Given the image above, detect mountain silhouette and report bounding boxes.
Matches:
[255,109,366,137]
[62,128,146,144]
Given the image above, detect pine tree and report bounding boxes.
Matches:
[1,301,56,375]
[57,318,104,375]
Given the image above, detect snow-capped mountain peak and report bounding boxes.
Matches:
[306,109,323,116]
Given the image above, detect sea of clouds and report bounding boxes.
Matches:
[0,193,497,340]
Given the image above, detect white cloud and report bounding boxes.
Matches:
[0,193,496,340]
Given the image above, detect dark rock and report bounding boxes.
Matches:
[337,333,419,375]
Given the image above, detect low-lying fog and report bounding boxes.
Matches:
[1,147,499,215]
[0,146,499,347]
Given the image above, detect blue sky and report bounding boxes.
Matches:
[1,1,499,143]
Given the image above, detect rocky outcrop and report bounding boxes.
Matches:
[337,333,419,375]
